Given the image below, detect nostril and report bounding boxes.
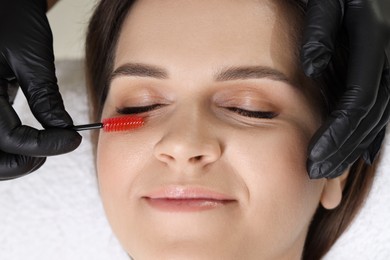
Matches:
[189,155,203,163]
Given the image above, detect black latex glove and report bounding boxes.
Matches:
[0,0,82,180]
[301,0,390,179]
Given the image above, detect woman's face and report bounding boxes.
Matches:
[97,0,345,259]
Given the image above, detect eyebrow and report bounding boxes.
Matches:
[110,63,291,84]
[215,66,290,83]
[110,63,169,81]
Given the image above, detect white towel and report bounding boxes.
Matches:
[0,60,388,260]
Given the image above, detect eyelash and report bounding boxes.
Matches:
[116,104,163,114]
[117,104,277,119]
[226,107,278,119]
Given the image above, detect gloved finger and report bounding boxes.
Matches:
[301,0,343,77]
[1,1,73,129]
[308,72,383,170]
[2,54,74,129]
[311,119,388,178]
[325,61,390,176]
[7,82,19,105]
[308,68,390,178]
[0,152,46,180]
[307,10,387,165]
[0,84,82,156]
[362,126,387,165]
[323,123,388,179]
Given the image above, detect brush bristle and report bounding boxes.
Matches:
[102,116,144,132]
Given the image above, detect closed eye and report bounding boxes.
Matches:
[116,104,164,114]
[116,104,277,119]
[226,107,278,119]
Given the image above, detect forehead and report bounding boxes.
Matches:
[115,0,299,80]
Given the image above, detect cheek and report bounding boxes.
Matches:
[96,133,148,223]
[234,124,322,203]
[97,132,151,187]
[97,134,128,196]
[96,132,156,249]
[227,123,324,247]
[96,134,126,223]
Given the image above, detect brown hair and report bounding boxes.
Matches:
[85,0,379,259]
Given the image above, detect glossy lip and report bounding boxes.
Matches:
[142,186,237,212]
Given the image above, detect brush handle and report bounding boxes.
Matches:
[73,123,103,131]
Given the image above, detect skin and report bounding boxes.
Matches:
[97,0,347,259]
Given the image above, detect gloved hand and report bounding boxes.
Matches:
[0,0,82,180]
[301,0,390,179]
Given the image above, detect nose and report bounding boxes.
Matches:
[153,114,222,171]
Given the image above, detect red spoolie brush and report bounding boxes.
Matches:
[73,116,144,132]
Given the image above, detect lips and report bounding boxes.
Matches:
[142,186,236,212]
